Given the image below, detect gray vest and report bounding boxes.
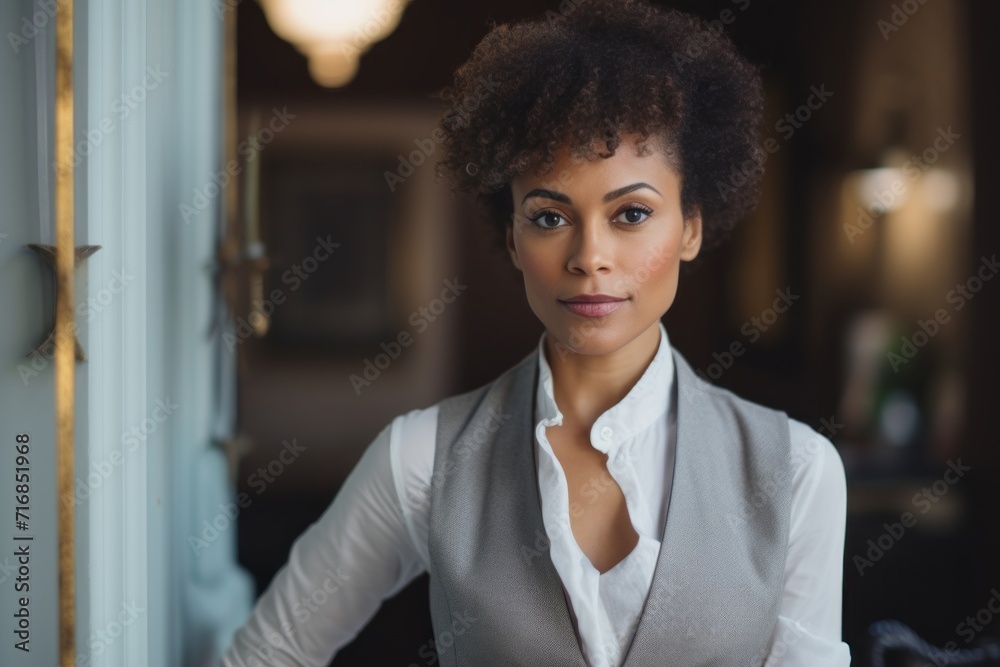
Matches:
[427,345,792,666]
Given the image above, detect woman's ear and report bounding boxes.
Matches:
[505,222,522,271]
[680,209,703,262]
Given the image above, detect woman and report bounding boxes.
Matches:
[222,1,851,665]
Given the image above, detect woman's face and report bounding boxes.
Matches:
[507,133,702,358]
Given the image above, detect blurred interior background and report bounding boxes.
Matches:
[225,1,1000,664]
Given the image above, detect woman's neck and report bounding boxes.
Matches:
[542,321,662,429]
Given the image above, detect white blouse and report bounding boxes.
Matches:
[221,321,853,667]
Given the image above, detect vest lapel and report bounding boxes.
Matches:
[620,348,789,666]
[494,351,590,665]
[619,347,684,666]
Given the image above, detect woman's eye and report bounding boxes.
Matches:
[615,206,651,225]
[530,211,568,229]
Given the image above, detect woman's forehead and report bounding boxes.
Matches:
[511,137,680,196]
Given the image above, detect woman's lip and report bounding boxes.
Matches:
[561,294,627,303]
[559,300,626,317]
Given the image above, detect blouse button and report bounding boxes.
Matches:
[600,426,613,441]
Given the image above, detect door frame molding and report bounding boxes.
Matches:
[75,0,250,665]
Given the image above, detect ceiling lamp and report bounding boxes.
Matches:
[258,0,412,88]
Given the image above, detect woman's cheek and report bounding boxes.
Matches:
[519,245,562,289]
[624,238,680,292]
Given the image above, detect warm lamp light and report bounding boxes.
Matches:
[854,167,909,213]
[849,146,959,216]
[258,0,411,88]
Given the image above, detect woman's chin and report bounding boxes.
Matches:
[543,325,630,360]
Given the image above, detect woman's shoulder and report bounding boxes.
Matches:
[390,349,532,435]
[684,367,849,519]
[785,416,848,515]
[438,349,537,409]
[672,348,791,428]
[674,350,845,485]
[385,404,439,479]
[386,350,536,481]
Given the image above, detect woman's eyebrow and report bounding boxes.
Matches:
[520,182,661,206]
[521,188,571,205]
[604,182,661,202]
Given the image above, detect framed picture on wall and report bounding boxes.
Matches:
[243,103,451,350]
[263,153,399,345]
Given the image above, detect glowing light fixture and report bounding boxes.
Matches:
[258,0,412,87]
[850,146,960,216]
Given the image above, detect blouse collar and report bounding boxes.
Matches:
[534,320,674,454]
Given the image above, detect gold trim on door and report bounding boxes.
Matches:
[54,0,76,664]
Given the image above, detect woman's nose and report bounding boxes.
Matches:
[566,217,613,275]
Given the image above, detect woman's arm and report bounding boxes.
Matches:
[220,410,434,667]
[763,419,853,666]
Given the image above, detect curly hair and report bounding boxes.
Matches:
[432,0,766,256]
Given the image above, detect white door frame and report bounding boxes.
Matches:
[76,0,252,665]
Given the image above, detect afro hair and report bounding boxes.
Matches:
[432,0,766,256]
